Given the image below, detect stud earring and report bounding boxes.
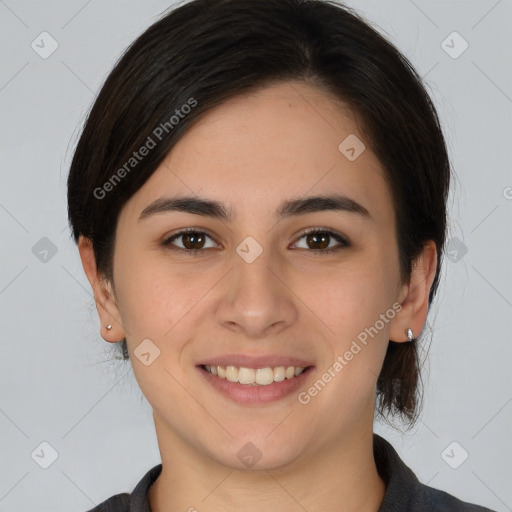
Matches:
[405,328,414,342]
[106,324,112,331]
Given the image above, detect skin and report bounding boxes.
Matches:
[79,81,437,512]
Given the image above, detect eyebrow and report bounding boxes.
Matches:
[138,193,372,222]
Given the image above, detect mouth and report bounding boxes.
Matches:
[197,363,315,405]
[200,364,309,385]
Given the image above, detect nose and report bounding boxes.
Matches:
[216,243,299,339]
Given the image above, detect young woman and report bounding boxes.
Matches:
[67,0,496,510]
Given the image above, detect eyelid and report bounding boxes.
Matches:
[292,226,349,244]
[163,227,221,248]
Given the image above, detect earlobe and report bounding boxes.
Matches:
[389,240,437,343]
[77,235,125,343]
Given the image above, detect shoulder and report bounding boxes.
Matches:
[84,492,130,512]
[373,434,497,512]
[418,484,496,511]
[82,463,162,512]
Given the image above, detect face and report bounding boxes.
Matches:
[92,81,419,470]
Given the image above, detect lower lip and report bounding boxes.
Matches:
[197,366,314,405]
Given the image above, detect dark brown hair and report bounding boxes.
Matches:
[67,0,451,425]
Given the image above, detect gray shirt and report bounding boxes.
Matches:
[86,434,496,511]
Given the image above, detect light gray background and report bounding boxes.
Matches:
[1,1,511,511]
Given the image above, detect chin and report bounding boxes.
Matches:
[207,434,304,472]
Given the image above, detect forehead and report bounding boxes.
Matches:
[121,81,394,228]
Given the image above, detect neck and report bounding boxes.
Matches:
[148,416,385,512]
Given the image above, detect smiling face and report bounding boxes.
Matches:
[80,80,428,471]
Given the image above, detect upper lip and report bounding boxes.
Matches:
[198,354,314,369]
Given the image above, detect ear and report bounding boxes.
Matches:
[77,235,125,343]
[389,240,437,343]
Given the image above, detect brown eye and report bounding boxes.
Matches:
[305,232,330,250]
[181,232,206,250]
[292,229,350,254]
[162,229,217,255]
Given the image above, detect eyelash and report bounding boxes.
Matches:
[162,227,350,256]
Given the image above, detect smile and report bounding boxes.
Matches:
[198,364,314,405]
[202,364,307,385]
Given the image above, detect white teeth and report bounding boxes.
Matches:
[274,366,285,382]
[225,365,238,383]
[204,364,306,385]
[237,367,255,384]
[256,367,274,385]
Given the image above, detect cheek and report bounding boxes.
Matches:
[112,247,171,337]
[304,266,394,418]
[114,252,222,346]
[306,253,398,392]
[309,260,396,342]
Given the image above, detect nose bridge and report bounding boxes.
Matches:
[233,234,280,302]
[217,235,297,336]
[234,235,278,288]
